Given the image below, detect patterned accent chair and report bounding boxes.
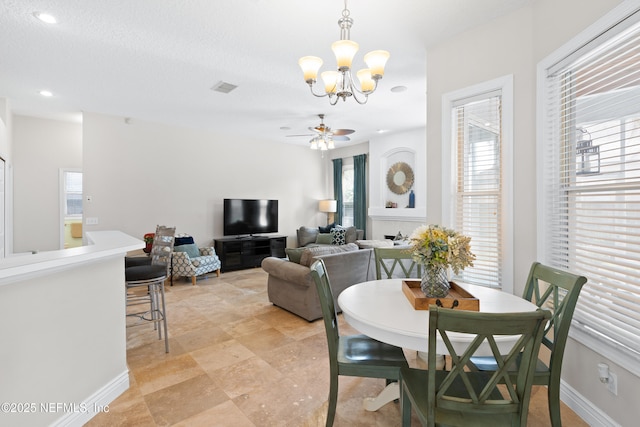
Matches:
[172,235,221,285]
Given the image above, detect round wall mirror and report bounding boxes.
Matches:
[386,162,415,194]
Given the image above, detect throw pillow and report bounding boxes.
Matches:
[315,233,332,245]
[319,222,336,233]
[174,243,200,259]
[297,226,319,247]
[330,228,347,245]
[336,225,357,244]
[285,247,305,264]
[174,235,195,246]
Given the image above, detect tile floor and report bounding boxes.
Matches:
[87,268,588,426]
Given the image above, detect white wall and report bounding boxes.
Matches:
[0,98,11,157]
[425,0,635,425]
[0,98,13,256]
[12,116,82,253]
[82,113,328,249]
[368,128,427,240]
[0,255,128,427]
[427,5,535,291]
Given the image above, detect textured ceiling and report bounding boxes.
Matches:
[0,0,531,146]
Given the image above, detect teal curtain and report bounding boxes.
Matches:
[354,154,367,238]
[332,158,343,225]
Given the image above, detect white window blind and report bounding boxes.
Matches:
[541,16,640,359]
[453,95,503,288]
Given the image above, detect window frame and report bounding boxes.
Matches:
[536,0,640,375]
[62,170,83,218]
[442,75,514,293]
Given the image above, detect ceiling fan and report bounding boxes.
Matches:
[287,114,355,150]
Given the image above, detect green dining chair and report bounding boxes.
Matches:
[309,259,409,427]
[400,306,551,427]
[374,247,422,279]
[469,262,587,426]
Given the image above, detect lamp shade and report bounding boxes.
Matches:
[364,50,390,78]
[319,199,337,213]
[298,56,323,82]
[356,68,375,92]
[331,40,359,69]
[321,71,339,94]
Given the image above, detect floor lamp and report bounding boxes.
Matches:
[319,200,337,225]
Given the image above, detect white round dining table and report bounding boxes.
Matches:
[338,279,538,356]
[337,279,539,411]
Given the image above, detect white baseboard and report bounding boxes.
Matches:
[561,380,621,427]
[50,370,130,427]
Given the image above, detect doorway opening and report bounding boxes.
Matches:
[60,169,83,249]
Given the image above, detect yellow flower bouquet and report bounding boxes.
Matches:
[408,224,475,297]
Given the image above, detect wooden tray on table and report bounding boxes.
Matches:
[402,280,479,311]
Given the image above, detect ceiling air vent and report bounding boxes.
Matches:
[210,81,238,94]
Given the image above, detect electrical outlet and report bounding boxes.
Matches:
[607,371,618,395]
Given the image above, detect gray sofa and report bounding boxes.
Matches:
[261,243,375,321]
[296,225,364,247]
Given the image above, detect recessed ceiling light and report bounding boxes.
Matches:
[39,90,53,97]
[33,12,57,24]
[390,86,407,93]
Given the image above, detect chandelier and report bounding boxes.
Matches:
[298,0,390,105]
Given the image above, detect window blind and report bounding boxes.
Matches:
[453,95,503,288]
[542,18,640,358]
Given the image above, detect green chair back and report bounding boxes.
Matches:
[469,262,587,427]
[523,262,587,426]
[310,259,408,427]
[401,307,551,427]
[374,247,422,279]
[311,259,341,366]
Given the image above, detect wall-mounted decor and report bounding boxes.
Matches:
[386,161,414,195]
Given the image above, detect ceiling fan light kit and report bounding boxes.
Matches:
[298,0,389,105]
[288,114,354,151]
[310,136,335,151]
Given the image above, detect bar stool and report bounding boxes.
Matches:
[125,225,175,353]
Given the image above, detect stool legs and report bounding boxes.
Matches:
[126,276,169,353]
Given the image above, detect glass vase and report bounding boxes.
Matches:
[421,266,450,298]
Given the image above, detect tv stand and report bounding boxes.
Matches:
[215,235,286,272]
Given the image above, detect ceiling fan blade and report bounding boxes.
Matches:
[332,135,350,141]
[333,129,355,136]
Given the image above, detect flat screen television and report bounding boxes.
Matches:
[223,199,278,237]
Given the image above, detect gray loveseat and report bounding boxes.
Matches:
[261,243,375,321]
